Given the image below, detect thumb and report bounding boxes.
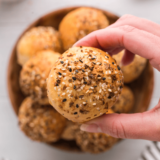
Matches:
[80,100,160,141]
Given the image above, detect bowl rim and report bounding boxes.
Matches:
[6,5,155,153]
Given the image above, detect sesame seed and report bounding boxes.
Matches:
[85,72,88,76]
[81,85,85,89]
[82,69,85,72]
[69,68,72,72]
[75,70,78,73]
[108,89,112,92]
[117,66,121,70]
[102,77,106,80]
[93,103,96,106]
[74,112,78,115]
[58,88,61,92]
[62,82,65,85]
[54,87,57,90]
[63,73,66,75]
[99,89,102,93]
[97,107,100,110]
[112,62,114,64]
[108,96,111,99]
[62,93,65,96]
[58,72,62,75]
[73,85,76,89]
[50,75,53,77]
[58,75,62,78]
[62,98,67,102]
[83,102,86,105]
[84,81,87,84]
[79,59,83,63]
[55,83,59,86]
[79,95,84,99]
[60,61,64,64]
[104,60,109,63]
[105,70,111,74]
[90,87,94,90]
[72,77,76,80]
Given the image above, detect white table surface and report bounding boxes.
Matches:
[0,0,160,159]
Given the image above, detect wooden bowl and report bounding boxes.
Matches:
[7,6,154,152]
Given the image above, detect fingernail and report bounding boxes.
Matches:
[80,124,102,133]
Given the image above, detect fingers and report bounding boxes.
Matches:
[80,101,160,141]
[74,29,106,50]
[75,25,160,71]
[109,14,160,37]
[121,50,135,66]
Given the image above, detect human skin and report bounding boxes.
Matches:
[74,15,160,141]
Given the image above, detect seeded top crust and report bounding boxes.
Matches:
[18,97,66,142]
[20,50,61,105]
[59,7,109,50]
[113,51,147,83]
[75,131,118,153]
[17,26,62,66]
[47,47,124,123]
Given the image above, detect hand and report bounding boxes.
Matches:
[74,15,160,141]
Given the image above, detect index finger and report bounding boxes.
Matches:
[74,25,160,71]
[109,14,160,37]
